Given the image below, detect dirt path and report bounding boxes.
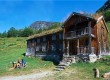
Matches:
[0,71,53,80]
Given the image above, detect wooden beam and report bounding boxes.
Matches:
[88,21,92,54]
[67,40,69,56]
[63,40,65,55]
[99,42,101,55]
[63,30,65,54]
[77,39,79,54]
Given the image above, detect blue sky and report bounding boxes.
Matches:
[0,0,107,33]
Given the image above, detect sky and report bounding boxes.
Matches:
[0,0,107,33]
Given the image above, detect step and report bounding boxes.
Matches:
[56,66,66,69]
[54,68,64,71]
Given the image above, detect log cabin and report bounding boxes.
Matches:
[26,12,109,62]
[26,27,63,60]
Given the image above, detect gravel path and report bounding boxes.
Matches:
[0,71,53,80]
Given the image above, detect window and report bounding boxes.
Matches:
[36,45,41,51]
[51,43,56,51]
[52,34,56,40]
[37,38,40,43]
[32,39,34,43]
[42,43,47,51]
[59,44,63,51]
[59,33,63,39]
[43,37,46,42]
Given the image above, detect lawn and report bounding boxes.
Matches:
[1,37,110,80]
[107,22,110,43]
[0,37,54,76]
[41,57,110,80]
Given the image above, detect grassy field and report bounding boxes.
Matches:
[0,37,54,76]
[107,22,110,43]
[41,57,110,80]
[1,37,110,80]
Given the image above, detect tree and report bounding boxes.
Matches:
[7,27,18,37]
[104,10,110,22]
[1,31,7,38]
[21,27,34,37]
[18,29,23,37]
[0,33,2,37]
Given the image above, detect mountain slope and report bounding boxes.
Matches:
[29,21,57,30]
[96,0,110,22]
[96,0,110,13]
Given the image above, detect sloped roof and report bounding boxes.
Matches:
[63,12,96,26]
[93,13,109,33]
[27,27,63,40]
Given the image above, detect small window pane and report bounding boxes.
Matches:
[59,33,63,39]
[52,35,56,40]
[51,43,56,51]
[37,38,40,43]
[42,43,47,51]
[43,37,46,41]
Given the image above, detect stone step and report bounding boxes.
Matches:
[53,57,75,71]
[56,66,66,69]
[59,63,69,66]
[54,68,64,71]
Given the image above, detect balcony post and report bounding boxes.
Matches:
[88,21,92,54]
[77,39,79,54]
[63,28,67,58]
[67,40,69,56]
[63,40,65,54]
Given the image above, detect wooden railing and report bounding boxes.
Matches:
[65,27,94,39]
[77,47,95,54]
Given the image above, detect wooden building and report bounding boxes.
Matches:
[26,12,109,61]
[63,12,109,56]
[26,27,63,57]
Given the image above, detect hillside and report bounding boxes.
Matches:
[1,38,110,80]
[0,37,54,76]
[96,0,110,22]
[96,0,110,43]
[97,0,110,12]
[30,21,58,30]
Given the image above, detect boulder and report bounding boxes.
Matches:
[89,54,97,63]
[102,72,110,78]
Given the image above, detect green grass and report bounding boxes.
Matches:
[107,22,110,43]
[0,37,54,76]
[41,58,110,80]
[70,61,109,80]
[1,37,110,80]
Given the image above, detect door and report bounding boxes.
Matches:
[69,40,77,55]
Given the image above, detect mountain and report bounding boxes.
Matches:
[29,21,57,30]
[97,0,110,12]
[96,0,110,42]
[96,0,110,22]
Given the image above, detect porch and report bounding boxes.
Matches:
[64,37,95,56]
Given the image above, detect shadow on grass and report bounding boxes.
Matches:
[22,52,63,65]
[42,54,63,65]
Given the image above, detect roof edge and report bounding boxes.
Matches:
[97,16,109,33]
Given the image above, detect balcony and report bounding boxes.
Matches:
[65,27,95,39]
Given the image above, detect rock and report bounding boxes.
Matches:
[70,57,76,63]
[89,54,97,63]
[102,72,110,78]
